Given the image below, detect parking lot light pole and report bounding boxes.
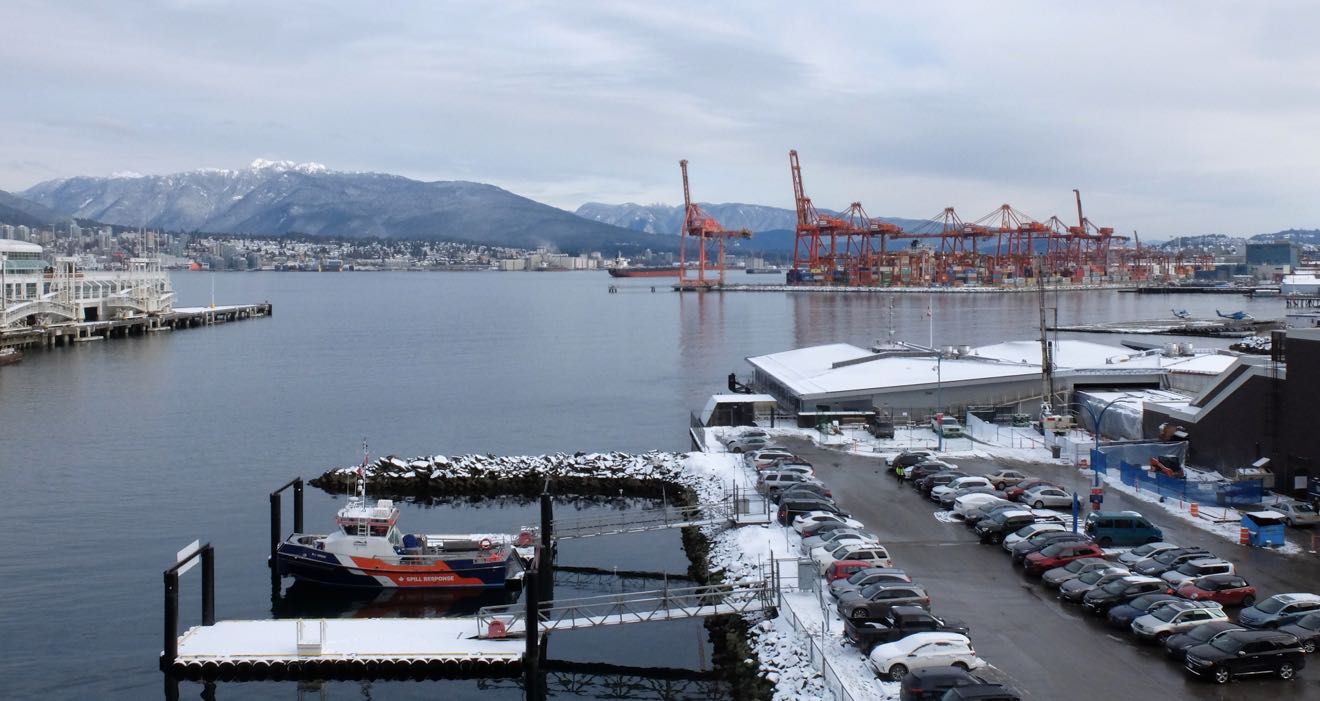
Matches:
[934,352,944,452]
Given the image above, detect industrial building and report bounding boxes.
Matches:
[745,339,1234,420]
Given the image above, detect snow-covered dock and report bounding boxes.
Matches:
[1050,316,1283,337]
[167,618,521,678]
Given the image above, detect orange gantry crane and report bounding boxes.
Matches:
[678,160,751,288]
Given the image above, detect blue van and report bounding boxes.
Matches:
[1085,510,1163,547]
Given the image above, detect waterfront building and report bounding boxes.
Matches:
[1,239,174,328]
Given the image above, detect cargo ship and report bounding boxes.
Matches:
[608,266,680,278]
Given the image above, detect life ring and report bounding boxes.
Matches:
[479,537,493,551]
[516,531,534,547]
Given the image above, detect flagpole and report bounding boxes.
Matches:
[927,294,934,350]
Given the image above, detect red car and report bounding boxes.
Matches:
[1005,478,1062,502]
[1024,541,1106,576]
[1176,573,1258,607]
[826,560,872,582]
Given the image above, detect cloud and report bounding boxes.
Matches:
[1,0,1319,236]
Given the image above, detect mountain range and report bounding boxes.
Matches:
[16,161,670,254]
[0,188,64,228]
[574,201,932,237]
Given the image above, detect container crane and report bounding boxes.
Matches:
[678,160,751,289]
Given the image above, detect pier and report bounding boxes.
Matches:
[1,302,272,350]
[1048,316,1283,338]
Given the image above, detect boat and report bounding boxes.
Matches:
[0,348,21,366]
[608,266,680,278]
[745,267,784,275]
[276,462,528,589]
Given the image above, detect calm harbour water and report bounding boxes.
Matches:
[0,271,1287,700]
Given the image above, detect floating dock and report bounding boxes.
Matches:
[1049,317,1283,338]
[0,302,271,350]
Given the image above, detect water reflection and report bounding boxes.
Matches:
[272,581,520,620]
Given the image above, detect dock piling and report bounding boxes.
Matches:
[161,542,214,671]
[268,477,304,596]
[525,551,541,700]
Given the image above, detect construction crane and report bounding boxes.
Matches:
[788,150,851,284]
[678,160,751,289]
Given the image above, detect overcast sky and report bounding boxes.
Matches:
[2,1,1319,236]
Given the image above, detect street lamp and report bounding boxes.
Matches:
[1080,392,1140,489]
[933,351,944,451]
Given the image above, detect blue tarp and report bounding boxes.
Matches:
[1111,460,1264,506]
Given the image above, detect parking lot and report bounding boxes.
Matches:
[779,437,1320,700]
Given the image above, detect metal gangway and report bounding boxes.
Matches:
[530,487,771,541]
[476,579,773,638]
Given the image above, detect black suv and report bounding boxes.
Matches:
[1184,630,1306,683]
[974,511,1038,544]
[898,666,984,701]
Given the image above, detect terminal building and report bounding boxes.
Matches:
[1,239,175,330]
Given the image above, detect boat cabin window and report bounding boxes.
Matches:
[340,520,395,538]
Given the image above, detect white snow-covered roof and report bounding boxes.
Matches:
[747,344,1039,399]
[699,394,779,424]
[0,239,42,254]
[1162,354,1236,375]
[972,339,1162,370]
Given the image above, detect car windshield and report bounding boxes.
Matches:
[1039,543,1066,556]
[1151,605,1182,622]
[1065,559,1092,573]
[1129,595,1160,608]
[1292,503,1317,514]
[1131,543,1162,556]
[1299,615,1320,631]
[1210,636,1242,654]
[1175,562,1202,575]
[1155,549,1188,563]
[860,583,887,598]
[1101,580,1130,594]
[846,570,871,585]
[1190,624,1228,642]
[1254,598,1286,614]
[1079,570,1107,584]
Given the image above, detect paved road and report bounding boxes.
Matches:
[780,438,1320,700]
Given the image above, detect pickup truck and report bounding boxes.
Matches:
[841,605,969,653]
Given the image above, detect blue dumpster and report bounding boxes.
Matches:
[1241,511,1287,547]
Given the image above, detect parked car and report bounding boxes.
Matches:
[916,471,969,496]
[940,686,1021,700]
[1084,510,1163,546]
[1059,567,1132,603]
[818,544,894,575]
[961,503,1023,529]
[1041,557,1116,589]
[931,416,964,438]
[983,468,1030,491]
[1165,621,1244,661]
[766,462,815,478]
[800,518,857,539]
[1131,547,1211,577]
[1270,500,1320,527]
[757,470,810,495]
[974,510,1040,544]
[1009,531,1090,565]
[1024,541,1106,576]
[942,488,1002,511]
[1278,612,1320,654]
[931,477,994,503]
[905,461,958,484]
[825,560,875,582]
[831,567,913,599]
[1238,593,1320,629]
[867,415,896,439]
[778,497,842,525]
[1176,574,1257,607]
[1004,478,1062,503]
[1161,558,1236,588]
[843,605,967,653]
[773,482,833,504]
[1183,629,1307,683]
[803,529,879,557]
[747,448,796,470]
[838,582,931,620]
[792,511,863,534]
[725,436,770,453]
[1131,600,1227,642]
[1020,485,1072,510]
[1083,575,1173,615]
[898,665,986,701]
[868,632,982,681]
[1106,592,1183,628]
[723,429,768,446]
[889,450,934,471]
[1117,541,1179,567]
[1001,522,1067,550]
[952,494,1009,519]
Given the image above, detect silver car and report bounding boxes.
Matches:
[1270,501,1320,527]
[1021,485,1072,510]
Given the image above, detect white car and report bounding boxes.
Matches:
[1117,541,1179,566]
[1160,558,1235,587]
[804,530,878,557]
[747,449,795,469]
[723,429,768,446]
[952,494,1009,519]
[792,512,864,534]
[772,463,815,478]
[930,476,993,502]
[816,544,893,575]
[867,632,984,681]
[1002,522,1067,550]
[725,436,770,454]
[1021,485,1072,510]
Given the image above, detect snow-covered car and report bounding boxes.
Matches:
[1021,485,1072,510]
[984,468,1030,490]
[952,494,1010,520]
[769,463,815,478]
[803,529,879,557]
[867,632,984,681]
[725,436,769,453]
[931,476,993,502]
[1160,558,1235,588]
[722,429,768,446]
[817,544,893,575]
[1002,521,1067,550]
[1117,541,1179,566]
[792,511,863,534]
[747,448,796,470]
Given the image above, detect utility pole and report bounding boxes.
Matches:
[1037,255,1053,416]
